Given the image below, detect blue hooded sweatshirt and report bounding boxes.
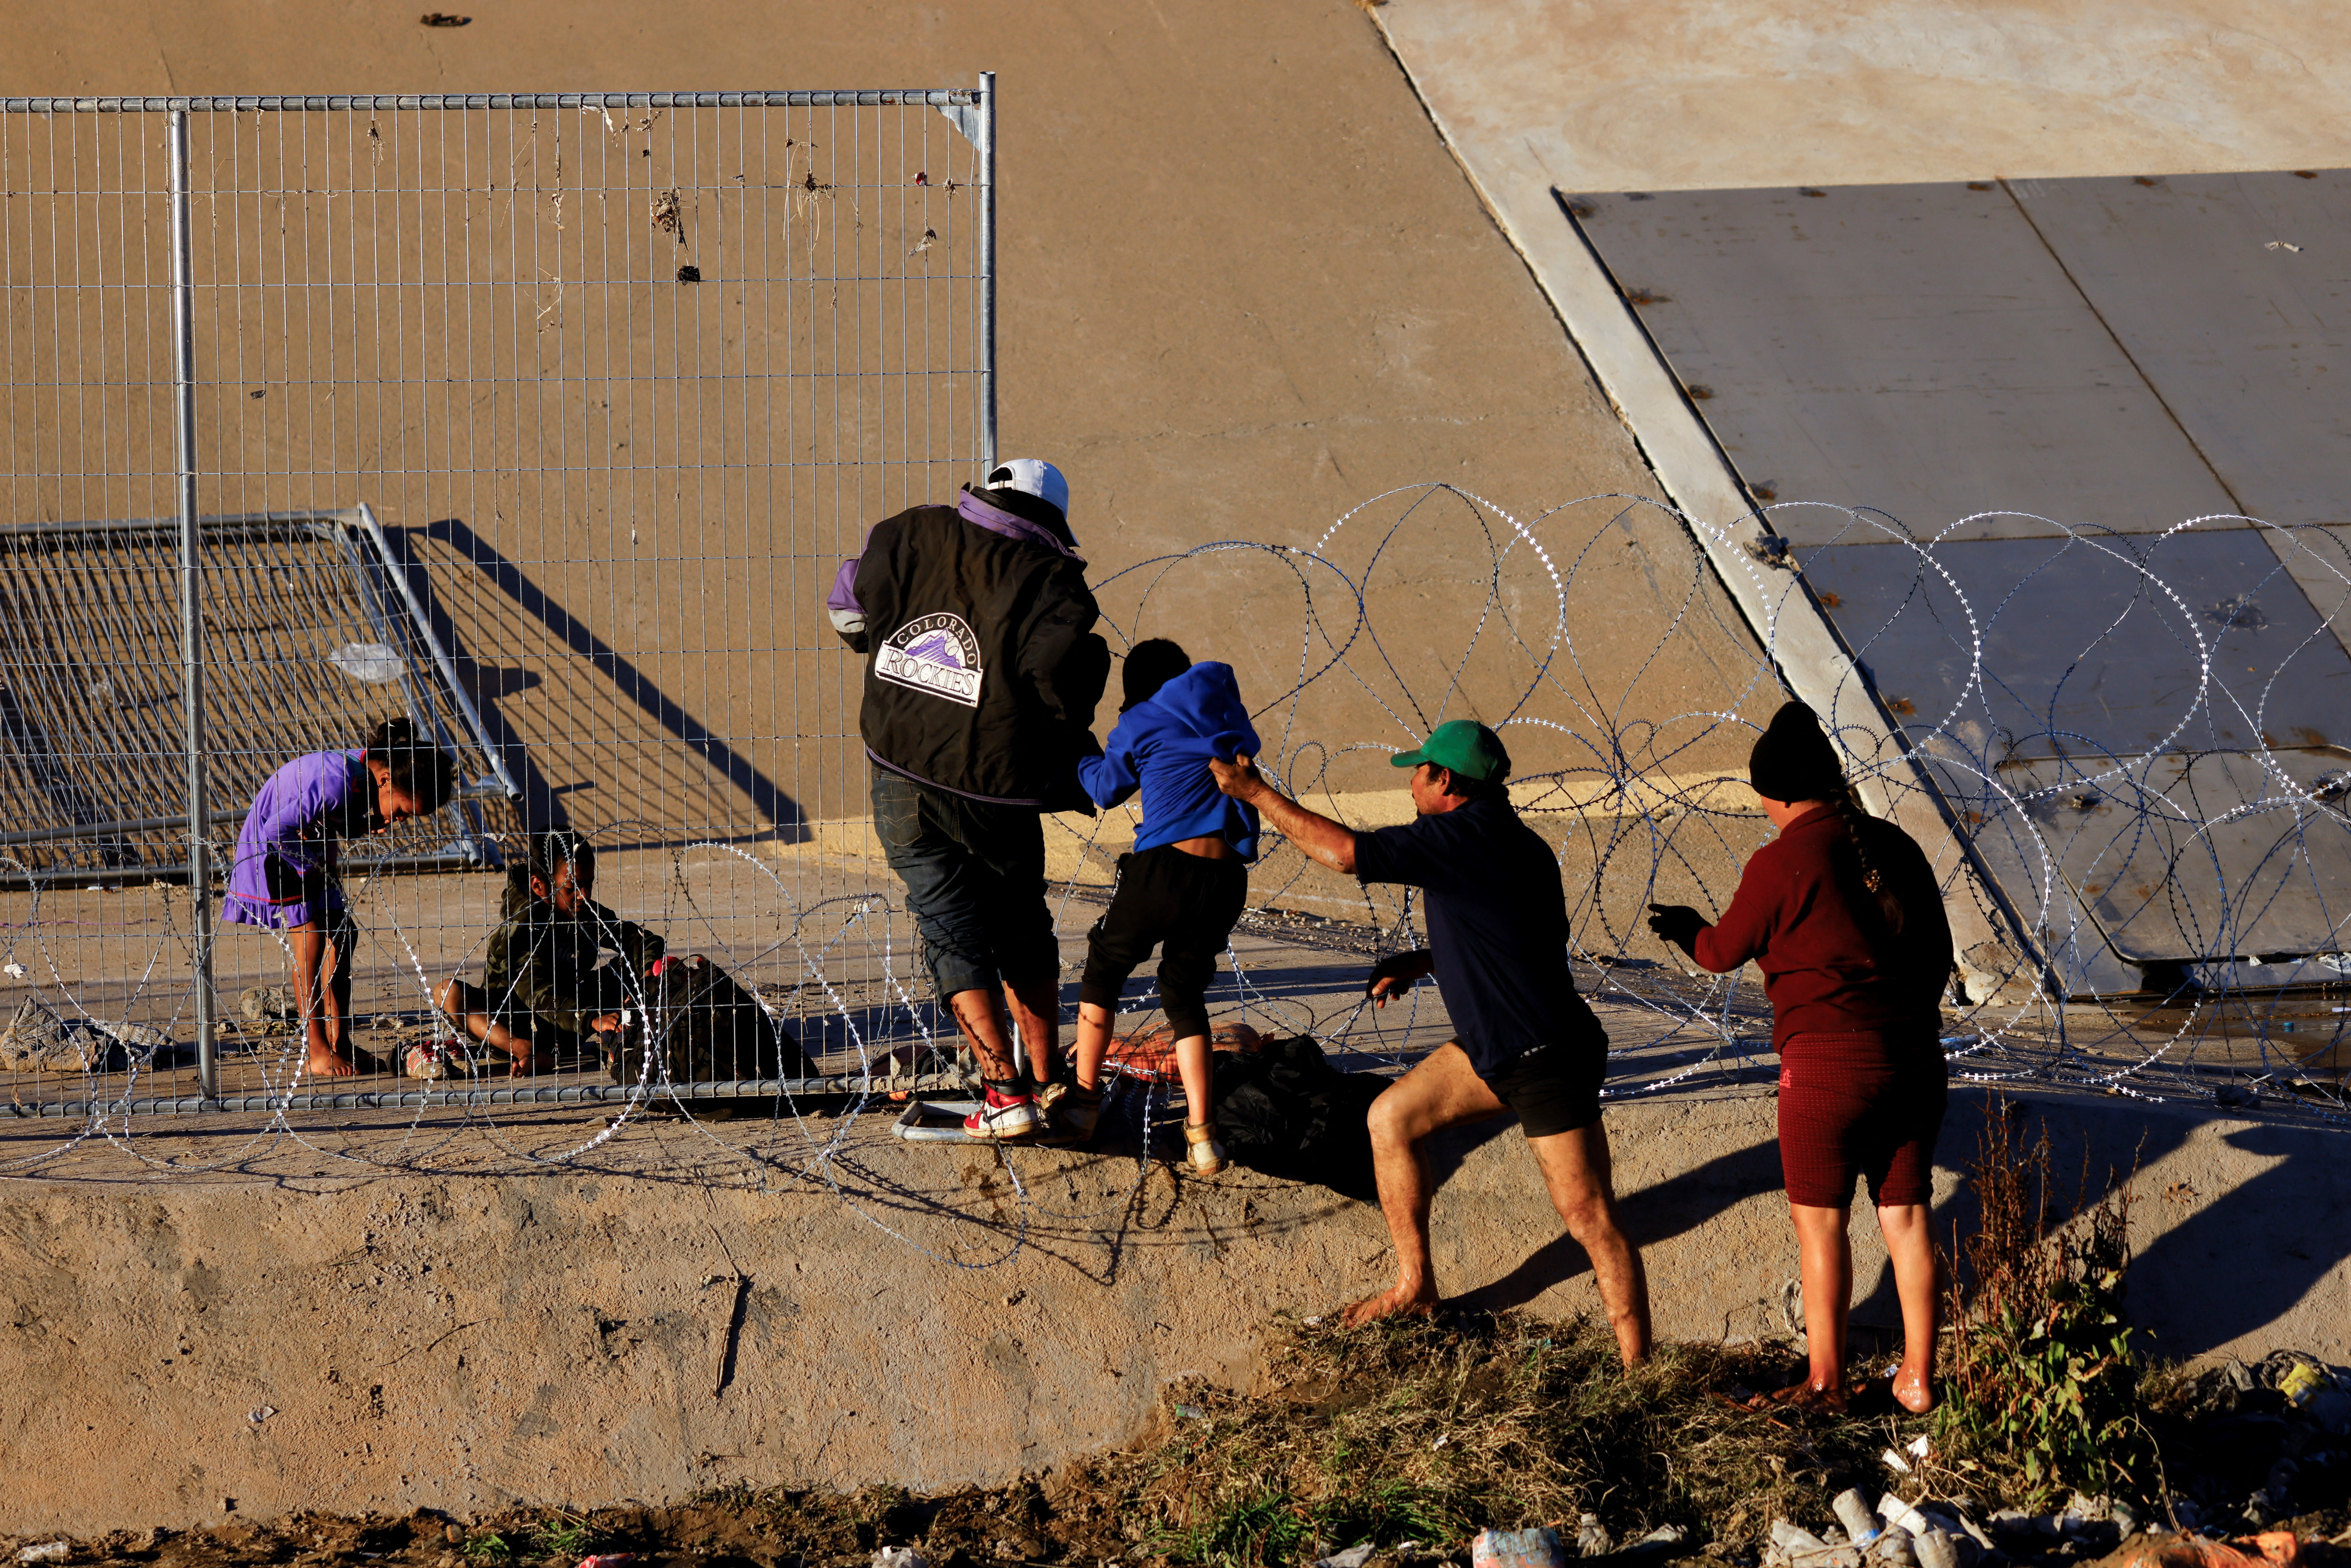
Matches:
[1076,661,1263,861]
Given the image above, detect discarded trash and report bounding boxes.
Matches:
[1881,1447,1913,1474]
[1765,1520,1862,1568]
[2,961,23,979]
[1173,1403,1208,1421]
[1912,1530,1960,1568]
[247,1405,277,1424]
[1771,1522,1830,1557]
[238,985,297,1023]
[1905,1434,1931,1459]
[1869,1532,1918,1567]
[404,1040,476,1081]
[2097,1532,2302,1568]
[100,1020,168,1052]
[1317,1546,1378,1568]
[328,642,407,684]
[18,1546,70,1565]
[1578,1513,1614,1558]
[577,1556,638,1568]
[2277,1362,2328,1405]
[1878,1496,1930,1539]
[1834,1490,1883,1545]
[870,1549,925,1568]
[1470,1525,1564,1568]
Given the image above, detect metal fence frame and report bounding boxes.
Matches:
[1,84,997,1109]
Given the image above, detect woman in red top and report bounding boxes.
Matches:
[1647,701,1952,1412]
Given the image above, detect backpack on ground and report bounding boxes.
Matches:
[604,954,812,1089]
[1209,1033,1390,1201]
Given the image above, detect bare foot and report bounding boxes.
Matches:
[304,1046,360,1079]
[1768,1379,1850,1414]
[1891,1367,1935,1413]
[1342,1281,1439,1328]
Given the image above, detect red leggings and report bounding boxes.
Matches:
[1777,1031,1947,1208]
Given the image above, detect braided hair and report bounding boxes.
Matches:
[1827,786,1906,935]
[1750,701,1906,937]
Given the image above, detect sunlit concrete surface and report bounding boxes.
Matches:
[1376,0,2351,195]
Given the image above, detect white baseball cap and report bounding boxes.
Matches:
[985,457,1070,519]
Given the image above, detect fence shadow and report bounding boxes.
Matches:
[412,517,808,841]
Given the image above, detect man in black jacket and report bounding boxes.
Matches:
[826,458,1110,1138]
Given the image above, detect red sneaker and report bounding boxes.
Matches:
[963,1086,1043,1139]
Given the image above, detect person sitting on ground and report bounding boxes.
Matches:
[222,716,456,1080]
[1211,720,1653,1363]
[1060,640,1261,1171]
[1645,700,1953,1414]
[434,828,663,1076]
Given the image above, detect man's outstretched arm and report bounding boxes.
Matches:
[1209,754,1357,874]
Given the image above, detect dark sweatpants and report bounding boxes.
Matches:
[1078,844,1248,1040]
[871,768,1060,998]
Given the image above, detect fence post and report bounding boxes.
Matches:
[166,109,220,1100]
[977,70,997,473]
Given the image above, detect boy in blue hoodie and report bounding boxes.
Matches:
[1062,640,1260,1172]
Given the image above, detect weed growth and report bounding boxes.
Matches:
[1932,1095,2160,1507]
[529,1512,598,1561]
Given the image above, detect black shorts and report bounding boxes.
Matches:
[1481,1040,1606,1138]
[1078,844,1249,1040]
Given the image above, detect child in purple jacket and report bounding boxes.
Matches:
[221,716,455,1079]
[1061,640,1260,1172]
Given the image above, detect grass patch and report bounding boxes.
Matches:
[528,1512,599,1562]
[1057,1311,1926,1565]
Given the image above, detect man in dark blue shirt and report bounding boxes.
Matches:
[1211,720,1651,1363]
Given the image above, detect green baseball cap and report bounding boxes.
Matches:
[1390,719,1511,782]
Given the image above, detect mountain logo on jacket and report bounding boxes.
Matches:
[875,612,985,707]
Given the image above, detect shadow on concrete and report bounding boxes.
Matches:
[371,523,570,837]
[1449,1128,1785,1314]
[1838,1088,2351,1361]
[412,517,809,841]
[2121,1119,2349,1359]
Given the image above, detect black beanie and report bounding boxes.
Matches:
[1748,700,1845,803]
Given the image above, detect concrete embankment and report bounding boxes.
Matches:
[3,1084,2343,1534]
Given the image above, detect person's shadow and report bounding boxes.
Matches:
[1446,1122,1787,1314]
[2116,1120,2344,1359]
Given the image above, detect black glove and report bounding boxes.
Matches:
[1366,949,1434,1002]
[1646,903,1705,952]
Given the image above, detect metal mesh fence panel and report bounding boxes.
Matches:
[1,91,992,1117]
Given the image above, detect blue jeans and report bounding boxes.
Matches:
[870,768,1059,999]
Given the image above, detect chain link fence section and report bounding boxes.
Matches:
[0,89,996,1117]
